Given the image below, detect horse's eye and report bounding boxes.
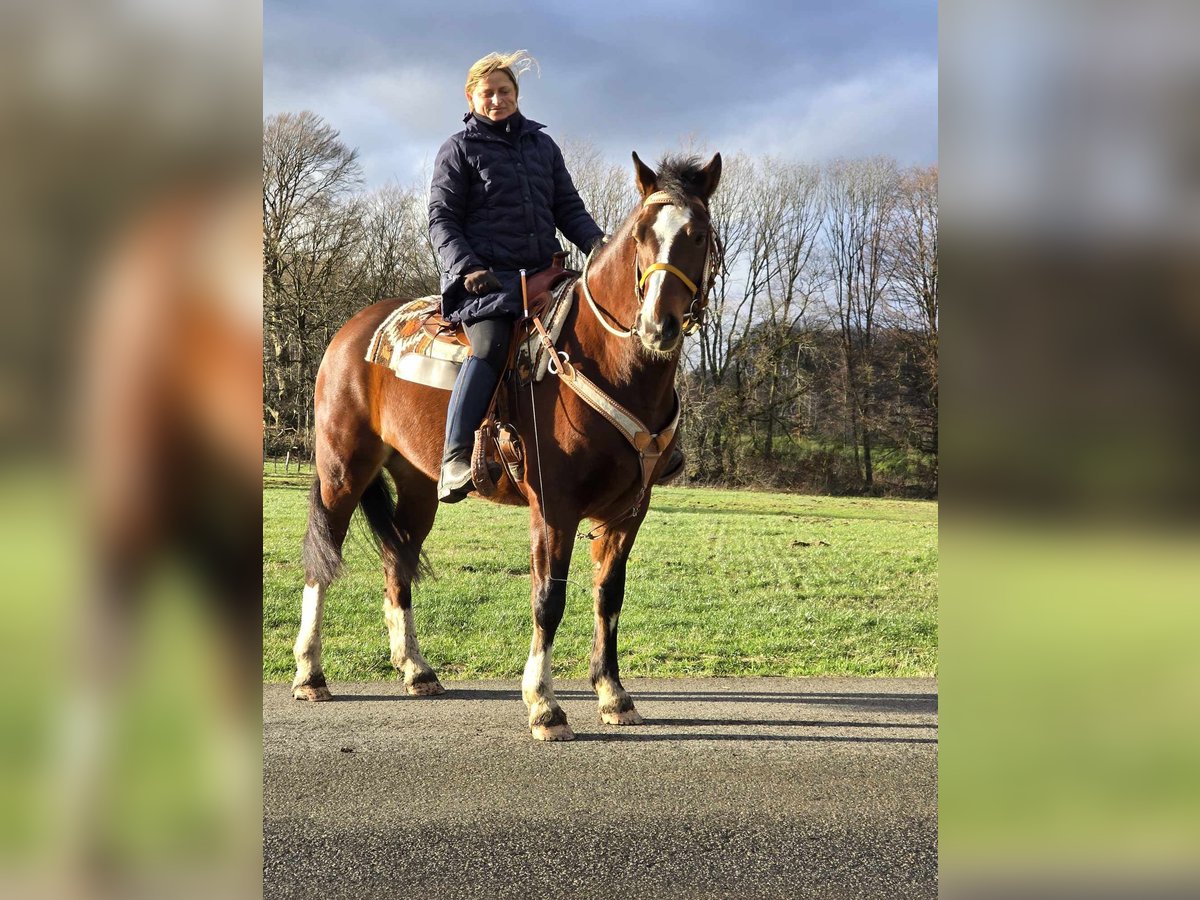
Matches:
[693,231,706,245]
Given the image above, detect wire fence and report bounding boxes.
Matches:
[263,452,315,476]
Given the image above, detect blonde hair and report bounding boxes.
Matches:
[464,50,539,101]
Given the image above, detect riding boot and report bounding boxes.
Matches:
[438,355,499,503]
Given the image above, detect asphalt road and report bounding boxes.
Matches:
[264,677,937,899]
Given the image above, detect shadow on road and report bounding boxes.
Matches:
[329,687,937,716]
[332,693,455,702]
[653,717,935,730]
[321,685,937,744]
[610,692,938,713]
[572,732,937,745]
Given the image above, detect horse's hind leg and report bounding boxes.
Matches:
[523,508,579,741]
[380,455,443,695]
[293,450,385,701]
[292,478,337,701]
[589,516,647,725]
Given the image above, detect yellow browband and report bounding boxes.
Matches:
[642,190,706,209]
[638,263,698,295]
[638,191,705,297]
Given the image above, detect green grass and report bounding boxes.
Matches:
[263,474,937,681]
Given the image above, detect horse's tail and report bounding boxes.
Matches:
[302,476,343,587]
[358,473,430,586]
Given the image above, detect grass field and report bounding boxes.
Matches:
[263,473,937,681]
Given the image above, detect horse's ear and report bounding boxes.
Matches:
[632,151,657,198]
[699,153,722,200]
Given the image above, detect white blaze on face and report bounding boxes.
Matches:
[641,204,693,324]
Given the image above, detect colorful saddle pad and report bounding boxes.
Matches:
[365,278,577,390]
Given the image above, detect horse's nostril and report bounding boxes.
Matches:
[661,315,680,343]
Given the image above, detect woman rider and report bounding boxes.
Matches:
[428,50,604,503]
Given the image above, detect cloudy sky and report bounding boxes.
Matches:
[264,0,937,189]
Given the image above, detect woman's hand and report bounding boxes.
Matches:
[464,269,503,295]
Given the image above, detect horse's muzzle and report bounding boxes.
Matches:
[637,313,682,354]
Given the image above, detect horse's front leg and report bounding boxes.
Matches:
[523,510,578,741]
[589,517,646,725]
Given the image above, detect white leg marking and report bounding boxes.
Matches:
[384,603,435,683]
[292,582,325,685]
[523,640,573,739]
[596,675,645,726]
[595,678,621,709]
[594,610,643,725]
[522,641,555,713]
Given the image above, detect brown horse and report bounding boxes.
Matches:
[292,152,722,740]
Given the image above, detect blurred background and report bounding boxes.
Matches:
[0,1,261,897]
[942,0,1200,897]
[2,0,1199,897]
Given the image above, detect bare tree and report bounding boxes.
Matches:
[755,158,825,460]
[679,152,760,479]
[262,111,363,446]
[359,181,441,304]
[557,137,637,267]
[890,164,938,463]
[259,110,936,494]
[822,157,900,490]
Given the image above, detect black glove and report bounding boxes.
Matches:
[588,234,607,253]
[463,269,503,295]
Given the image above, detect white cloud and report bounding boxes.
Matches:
[265,65,460,185]
[263,6,937,187]
[712,56,937,164]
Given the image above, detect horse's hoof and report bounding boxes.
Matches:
[601,707,645,726]
[406,678,445,696]
[293,684,333,702]
[531,723,575,742]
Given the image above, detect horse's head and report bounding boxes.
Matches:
[628,151,722,355]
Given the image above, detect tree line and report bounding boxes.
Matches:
[263,111,937,496]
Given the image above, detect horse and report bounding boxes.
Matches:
[71,175,263,881]
[291,151,722,740]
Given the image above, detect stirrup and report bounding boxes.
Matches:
[471,424,500,497]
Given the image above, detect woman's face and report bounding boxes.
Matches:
[467,72,518,122]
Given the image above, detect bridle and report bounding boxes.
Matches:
[526,189,721,542]
[580,190,721,340]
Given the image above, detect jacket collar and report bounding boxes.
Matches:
[461,111,546,141]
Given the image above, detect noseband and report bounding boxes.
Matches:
[581,191,720,339]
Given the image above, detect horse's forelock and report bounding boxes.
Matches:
[654,154,707,205]
[599,155,708,258]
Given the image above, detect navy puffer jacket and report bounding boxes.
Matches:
[429,111,603,323]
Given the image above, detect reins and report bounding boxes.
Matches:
[580,248,635,338]
[522,191,718,543]
[516,187,723,549]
